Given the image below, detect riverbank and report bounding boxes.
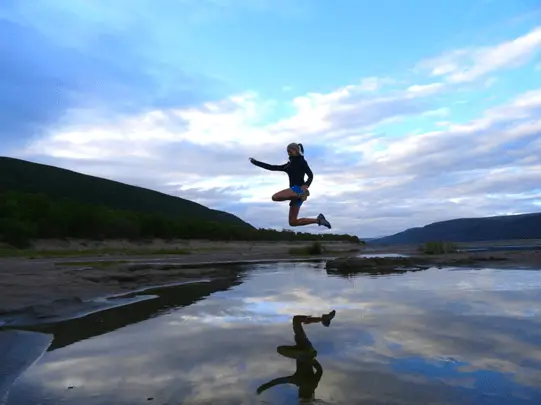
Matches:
[1,239,539,329]
[0,240,360,320]
[326,249,541,274]
[0,238,360,258]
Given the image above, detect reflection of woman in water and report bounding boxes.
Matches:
[256,310,336,402]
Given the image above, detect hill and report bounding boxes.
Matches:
[0,156,362,248]
[370,212,541,245]
[0,156,251,228]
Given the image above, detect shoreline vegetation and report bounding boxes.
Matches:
[0,190,362,250]
[0,238,356,258]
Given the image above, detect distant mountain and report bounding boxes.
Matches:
[370,212,541,245]
[0,156,253,228]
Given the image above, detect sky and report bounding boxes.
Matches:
[2,0,541,238]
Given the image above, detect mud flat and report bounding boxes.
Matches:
[0,240,360,325]
[326,249,541,275]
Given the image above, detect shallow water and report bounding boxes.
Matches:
[356,253,408,258]
[5,262,541,405]
[459,245,539,253]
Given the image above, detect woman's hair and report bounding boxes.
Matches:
[287,142,305,156]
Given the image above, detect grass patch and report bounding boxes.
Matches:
[324,247,362,254]
[56,260,130,268]
[418,241,458,255]
[288,241,323,256]
[146,248,191,255]
[0,247,191,258]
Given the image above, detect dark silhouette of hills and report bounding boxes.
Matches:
[0,156,362,247]
[0,156,251,228]
[370,212,541,244]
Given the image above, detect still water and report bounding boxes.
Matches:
[5,262,541,405]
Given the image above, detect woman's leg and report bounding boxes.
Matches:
[293,311,336,329]
[272,185,309,202]
[288,204,318,227]
[272,188,300,202]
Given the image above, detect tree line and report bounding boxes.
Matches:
[0,191,362,248]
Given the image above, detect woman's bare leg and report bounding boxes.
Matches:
[294,311,336,328]
[288,205,318,227]
[294,315,322,325]
[272,188,299,202]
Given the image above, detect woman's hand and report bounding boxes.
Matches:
[249,157,255,163]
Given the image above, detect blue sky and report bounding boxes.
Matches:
[2,0,541,237]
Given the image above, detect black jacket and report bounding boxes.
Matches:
[250,155,313,187]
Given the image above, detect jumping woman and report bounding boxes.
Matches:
[249,142,332,229]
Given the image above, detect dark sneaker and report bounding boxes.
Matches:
[317,213,331,229]
[321,310,336,327]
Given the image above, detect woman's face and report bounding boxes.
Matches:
[287,147,298,157]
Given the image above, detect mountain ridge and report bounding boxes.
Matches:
[370,212,541,244]
[0,156,252,228]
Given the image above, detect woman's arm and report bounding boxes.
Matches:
[256,376,292,394]
[313,359,323,381]
[249,158,288,171]
[303,160,314,188]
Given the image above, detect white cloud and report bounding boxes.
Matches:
[13,26,541,238]
[422,107,450,118]
[358,76,396,92]
[418,26,541,83]
[406,82,445,95]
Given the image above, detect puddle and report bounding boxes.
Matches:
[357,253,408,258]
[3,262,541,404]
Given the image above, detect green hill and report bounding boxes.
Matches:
[0,156,362,248]
[0,156,252,228]
[370,212,541,245]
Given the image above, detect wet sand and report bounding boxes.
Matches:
[0,239,539,327]
[0,240,359,319]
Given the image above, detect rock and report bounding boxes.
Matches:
[325,256,433,274]
[324,252,519,276]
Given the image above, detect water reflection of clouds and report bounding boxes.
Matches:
[7,264,541,404]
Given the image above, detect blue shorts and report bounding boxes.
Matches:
[290,185,305,207]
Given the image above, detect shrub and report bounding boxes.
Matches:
[289,241,323,256]
[419,241,457,255]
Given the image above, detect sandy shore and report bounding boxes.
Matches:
[0,240,360,319]
[0,238,539,328]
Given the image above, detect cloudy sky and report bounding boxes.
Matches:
[2,0,541,237]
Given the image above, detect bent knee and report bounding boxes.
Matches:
[289,219,299,227]
[272,194,280,201]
